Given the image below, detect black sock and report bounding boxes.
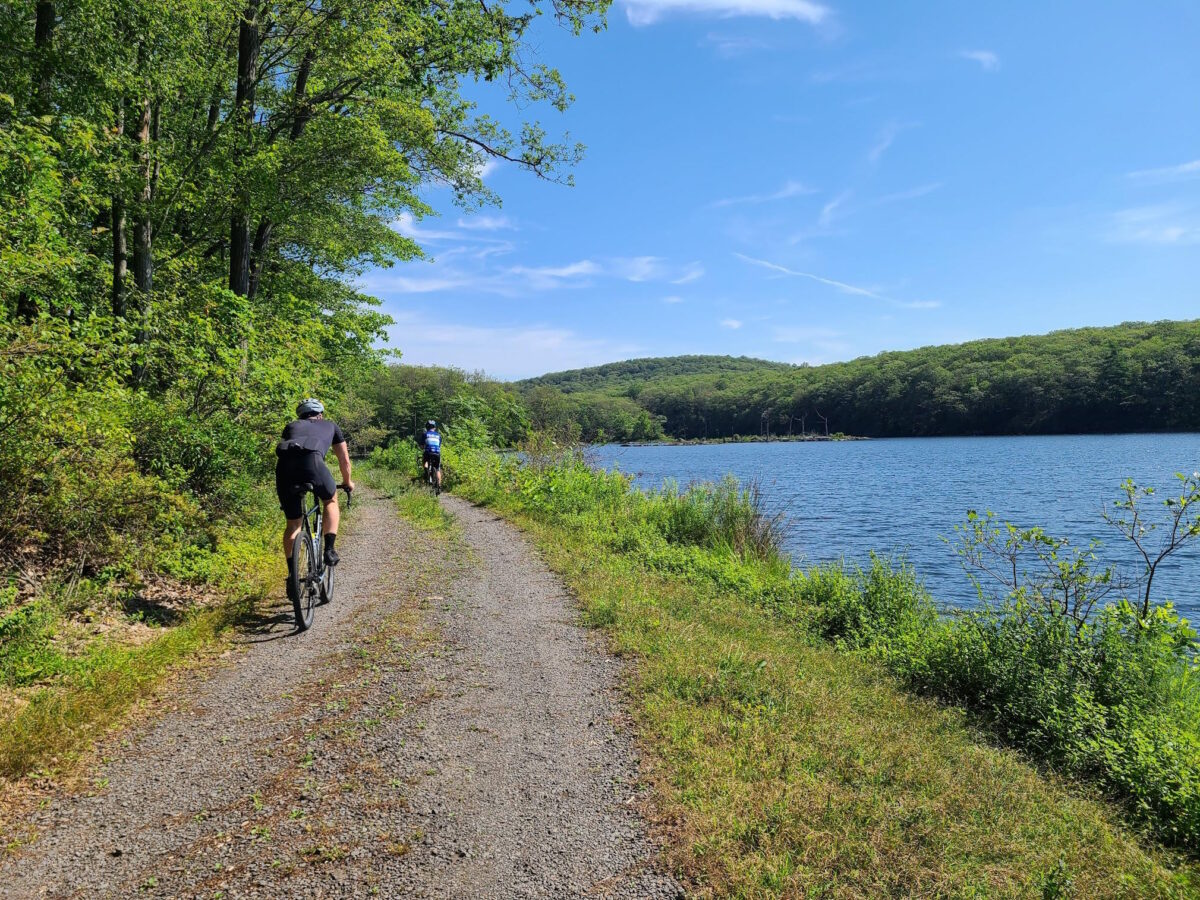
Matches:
[286,556,296,576]
[325,533,336,554]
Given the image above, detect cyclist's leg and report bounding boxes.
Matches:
[312,458,340,565]
[283,518,303,556]
[435,455,443,488]
[277,461,308,598]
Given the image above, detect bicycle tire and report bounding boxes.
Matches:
[291,532,318,630]
[320,557,335,605]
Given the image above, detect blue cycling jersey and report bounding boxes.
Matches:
[423,430,441,453]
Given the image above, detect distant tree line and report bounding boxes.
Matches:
[517,321,1200,441]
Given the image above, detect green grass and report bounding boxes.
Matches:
[362,463,455,534]
[449,450,1198,898]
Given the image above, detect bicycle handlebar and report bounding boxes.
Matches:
[337,484,353,508]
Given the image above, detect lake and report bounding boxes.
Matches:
[590,434,1200,618]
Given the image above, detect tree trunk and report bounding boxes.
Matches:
[247,219,273,301]
[33,1,54,114]
[228,1,260,296]
[112,104,128,316]
[18,0,57,319]
[245,46,314,302]
[132,96,153,295]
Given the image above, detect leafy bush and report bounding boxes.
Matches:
[800,555,936,652]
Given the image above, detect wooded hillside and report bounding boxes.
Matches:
[517,320,1200,440]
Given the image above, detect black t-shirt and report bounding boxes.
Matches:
[276,417,346,458]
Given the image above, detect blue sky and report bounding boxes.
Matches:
[360,0,1200,380]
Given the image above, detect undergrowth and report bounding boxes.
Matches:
[0,487,280,781]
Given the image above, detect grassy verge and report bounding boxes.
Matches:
[362,462,456,535]
[0,488,281,784]
[434,448,1197,898]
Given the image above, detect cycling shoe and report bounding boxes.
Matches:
[324,548,340,567]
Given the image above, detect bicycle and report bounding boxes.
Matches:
[288,483,352,631]
[423,456,442,496]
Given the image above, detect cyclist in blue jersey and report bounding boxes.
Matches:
[420,419,443,491]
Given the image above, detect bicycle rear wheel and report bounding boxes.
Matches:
[291,532,319,630]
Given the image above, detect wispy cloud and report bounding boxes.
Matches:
[702,32,770,57]
[1107,204,1200,245]
[385,312,643,380]
[958,50,999,72]
[772,326,841,343]
[476,158,501,180]
[819,190,852,228]
[363,253,705,297]
[874,182,943,204]
[392,212,464,243]
[810,60,888,85]
[1126,159,1200,182]
[621,0,829,27]
[672,262,706,284]
[506,260,602,290]
[720,318,744,329]
[663,295,685,304]
[735,252,940,309]
[456,214,516,231]
[868,121,915,164]
[789,183,939,244]
[711,179,816,208]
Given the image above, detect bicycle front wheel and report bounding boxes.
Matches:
[291,533,319,630]
[320,558,335,605]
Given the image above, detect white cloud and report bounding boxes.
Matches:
[456,214,516,231]
[958,50,999,72]
[874,182,943,204]
[362,252,705,297]
[385,313,643,380]
[734,252,939,309]
[1107,205,1200,245]
[703,32,770,57]
[621,0,829,27]
[819,190,852,228]
[367,274,474,294]
[711,179,816,208]
[671,262,706,284]
[611,256,669,282]
[720,318,743,329]
[869,121,914,164]
[476,158,501,180]
[391,212,462,242]
[663,295,685,304]
[506,260,602,290]
[1126,159,1200,182]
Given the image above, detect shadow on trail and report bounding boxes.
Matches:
[233,600,301,643]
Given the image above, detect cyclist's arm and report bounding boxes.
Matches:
[333,441,354,491]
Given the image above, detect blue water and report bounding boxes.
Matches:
[590,434,1200,617]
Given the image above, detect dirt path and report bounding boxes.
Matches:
[0,489,680,899]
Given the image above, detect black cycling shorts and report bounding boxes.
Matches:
[423,449,441,469]
[275,450,336,519]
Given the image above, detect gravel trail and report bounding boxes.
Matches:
[0,489,680,899]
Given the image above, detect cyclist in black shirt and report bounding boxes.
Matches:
[275,399,354,600]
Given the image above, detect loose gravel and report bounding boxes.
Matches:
[0,489,681,899]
